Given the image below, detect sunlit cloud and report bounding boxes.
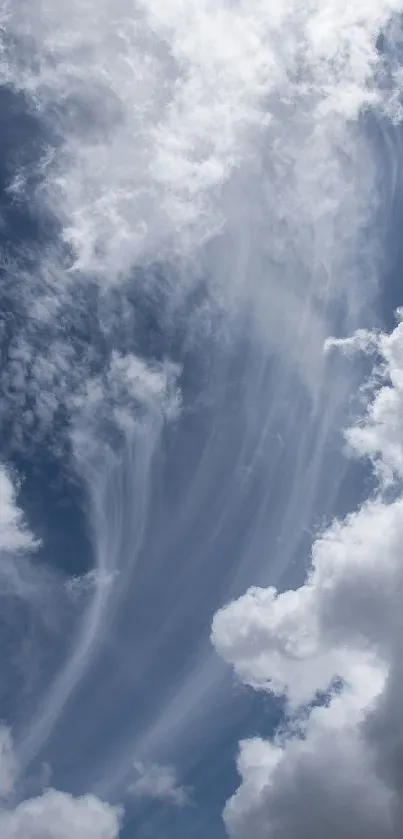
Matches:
[0,726,121,839]
[212,313,403,837]
[0,0,402,837]
[0,466,39,555]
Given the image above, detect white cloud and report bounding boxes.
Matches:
[0,728,122,839]
[0,313,181,457]
[212,313,403,838]
[71,352,180,443]
[130,761,190,807]
[0,789,122,839]
[0,465,61,616]
[0,0,398,466]
[0,0,402,832]
[0,466,39,555]
[1,0,400,292]
[345,313,403,485]
[69,352,181,473]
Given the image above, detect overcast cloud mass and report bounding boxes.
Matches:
[1,1,403,837]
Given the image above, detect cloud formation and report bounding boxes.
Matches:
[0,470,121,836]
[1,0,403,836]
[1,0,399,297]
[0,726,121,839]
[0,466,39,555]
[0,728,17,800]
[130,761,190,807]
[0,789,121,839]
[212,312,403,837]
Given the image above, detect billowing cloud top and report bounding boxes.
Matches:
[0,789,121,839]
[0,695,121,839]
[212,313,403,837]
[1,0,403,838]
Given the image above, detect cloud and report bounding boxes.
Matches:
[0,464,55,617]
[0,466,39,555]
[0,789,122,839]
[326,311,403,485]
[65,569,119,603]
[212,312,403,838]
[130,761,190,807]
[0,728,17,800]
[1,0,403,826]
[1,0,399,295]
[70,352,181,462]
[0,464,65,619]
[0,0,397,464]
[0,727,122,839]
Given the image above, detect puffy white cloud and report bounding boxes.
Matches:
[1,0,400,287]
[0,3,403,838]
[212,314,403,838]
[345,312,403,485]
[0,728,122,839]
[0,466,39,555]
[0,464,62,616]
[0,789,122,839]
[130,761,190,807]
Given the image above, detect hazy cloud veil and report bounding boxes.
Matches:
[0,1,403,837]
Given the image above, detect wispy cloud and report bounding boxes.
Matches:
[0,466,39,555]
[0,728,16,800]
[0,0,403,836]
[130,761,190,807]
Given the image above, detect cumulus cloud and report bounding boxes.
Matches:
[0,727,121,839]
[212,313,403,838]
[130,761,190,807]
[0,466,39,555]
[0,789,121,839]
[0,464,68,623]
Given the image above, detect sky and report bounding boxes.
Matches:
[1,2,403,838]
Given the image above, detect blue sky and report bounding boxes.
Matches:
[1,3,403,839]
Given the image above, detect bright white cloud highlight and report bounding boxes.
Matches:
[1,0,400,293]
[1,0,403,833]
[212,313,403,838]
